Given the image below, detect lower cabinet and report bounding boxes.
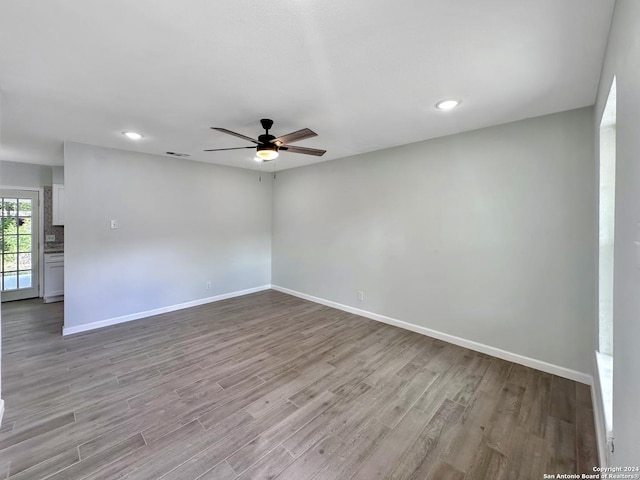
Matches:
[44,253,64,302]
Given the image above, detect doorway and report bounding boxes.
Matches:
[1,189,40,301]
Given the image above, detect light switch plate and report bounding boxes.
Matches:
[46,234,56,242]
[110,219,118,230]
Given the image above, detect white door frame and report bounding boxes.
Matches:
[0,185,44,298]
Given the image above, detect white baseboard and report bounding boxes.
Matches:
[43,295,64,304]
[0,399,4,427]
[63,285,272,336]
[272,285,593,385]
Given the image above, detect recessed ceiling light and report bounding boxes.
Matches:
[435,99,461,111]
[123,131,143,140]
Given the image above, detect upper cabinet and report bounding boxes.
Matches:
[52,183,65,226]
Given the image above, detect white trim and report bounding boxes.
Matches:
[43,295,64,304]
[62,285,271,336]
[272,285,593,385]
[0,187,43,301]
[0,399,4,427]
[0,185,43,191]
[592,352,611,467]
[38,187,44,298]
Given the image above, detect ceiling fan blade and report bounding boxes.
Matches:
[271,128,317,146]
[211,127,259,145]
[204,146,255,152]
[280,145,326,156]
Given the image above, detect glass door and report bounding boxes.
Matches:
[1,190,40,301]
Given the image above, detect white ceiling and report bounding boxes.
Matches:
[0,0,615,171]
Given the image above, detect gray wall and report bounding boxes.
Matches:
[273,107,595,374]
[52,166,64,184]
[0,160,52,187]
[595,0,640,465]
[64,142,272,329]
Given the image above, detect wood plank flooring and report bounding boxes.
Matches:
[0,290,599,479]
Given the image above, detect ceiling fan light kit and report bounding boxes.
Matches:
[256,143,279,160]
[205,118,326,162]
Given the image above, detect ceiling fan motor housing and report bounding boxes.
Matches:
[258,134,276,144]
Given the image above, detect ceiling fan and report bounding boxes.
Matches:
[205,119,326,161]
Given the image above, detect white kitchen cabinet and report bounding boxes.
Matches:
[52,183,65,226]
[44,253,64,302]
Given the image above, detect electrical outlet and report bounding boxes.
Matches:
[205,281,212,290]
[46,234,56,242]
[357,291,364,301]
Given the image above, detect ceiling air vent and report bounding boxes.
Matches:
[165,151,191,157]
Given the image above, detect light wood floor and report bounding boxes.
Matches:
[1,290,598,479]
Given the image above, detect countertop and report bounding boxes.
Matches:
[44,244,64,254]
